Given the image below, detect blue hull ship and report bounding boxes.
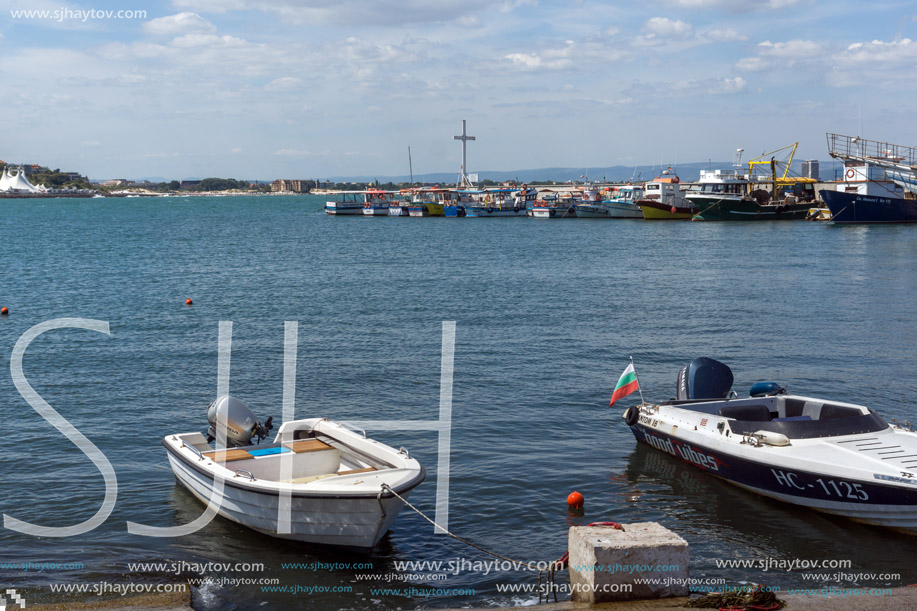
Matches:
[824,133,917,223]
[821,190,917,224]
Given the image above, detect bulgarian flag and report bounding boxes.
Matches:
[610,362,640,407]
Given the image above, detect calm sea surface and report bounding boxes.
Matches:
[1,195,915,610]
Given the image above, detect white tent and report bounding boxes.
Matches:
[0,167,42,193]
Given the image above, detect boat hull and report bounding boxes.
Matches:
[639,200,697,220]
[628,423,917,533]
[820,189,917,224]
[466,206,528,217]
[324,203,363,215]
[165,446,422,551]
[424,203,445,217]
[532,205,576,218]
[362,206,390,216]
[573,204,609,218]
[690,196,810,221]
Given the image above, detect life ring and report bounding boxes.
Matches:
[624,407,639,426]
[549,209,556,217]
[670,206,677,215]
[845,169,855,179]
[594,193,601,201]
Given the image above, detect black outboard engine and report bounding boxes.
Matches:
[205,396,273,447]
[675,357,734,400]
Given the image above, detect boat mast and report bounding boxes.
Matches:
[408,146,414,187]
[453,119,476,188]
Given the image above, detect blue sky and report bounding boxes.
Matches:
[0,0,914,180]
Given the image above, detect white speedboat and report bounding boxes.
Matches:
[164,397,425,551]
[622,358,917,534]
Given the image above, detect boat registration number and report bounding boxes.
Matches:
[771,469,869,501]
[638,415,659,427]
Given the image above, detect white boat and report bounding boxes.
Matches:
[604,185,645,218]
[466,186,536,217]
[164,396,425,551]
[572,184,610,218]
[324,192,366,215]
[637,170,698,220]
[622,358,917,534]
[532,191,577,218]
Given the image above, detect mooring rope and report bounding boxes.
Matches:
[381,484,564,603]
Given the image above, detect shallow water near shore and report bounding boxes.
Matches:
[1,195,915,609]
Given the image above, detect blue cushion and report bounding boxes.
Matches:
[249,446,291,457]
[773,416,812,422]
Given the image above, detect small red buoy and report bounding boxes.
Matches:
[185,298,193,306]
[567,491,584,509]
[0,307,7,316]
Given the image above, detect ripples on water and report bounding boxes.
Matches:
[0,196,915,609]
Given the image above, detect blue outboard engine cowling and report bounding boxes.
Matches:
[676,357,734,400]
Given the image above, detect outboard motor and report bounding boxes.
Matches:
[205,396,273,447]
[675,357,734,400]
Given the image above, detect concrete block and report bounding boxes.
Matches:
[567,522,689,603]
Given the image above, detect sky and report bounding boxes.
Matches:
[0,0,915,180]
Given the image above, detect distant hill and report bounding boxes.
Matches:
[329,159,844,184]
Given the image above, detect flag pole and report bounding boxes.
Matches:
[630,356,646,405]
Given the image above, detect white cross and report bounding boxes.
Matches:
[453,120,476,187]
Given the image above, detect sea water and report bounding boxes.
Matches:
[0,195,915,609]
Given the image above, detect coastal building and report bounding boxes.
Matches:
[101,179,129,187]
[801,160,819,180]
[271,179,310,193]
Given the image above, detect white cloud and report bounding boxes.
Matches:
[702,28,747,42]
[231,147,242,153]
[718,76,747,92]
[829,38,917,88]
[836,38,917,65]
[757,39,823,58]
[503,52,571,70]
[143,12,216,36]
[659,0,808,11]
[643,17,694,40]
[171,0,529,26]
[735,39,824,71]
[264,76,305,91]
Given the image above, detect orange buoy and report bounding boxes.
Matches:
[567,491,584,509]
[0,307,7,316]
[185,298,193,306]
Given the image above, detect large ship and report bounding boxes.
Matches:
[690,144,818,221]
[821,133,917,223]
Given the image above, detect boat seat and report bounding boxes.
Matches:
[820,404,863,420]
[202,449,253,462]
[773,416,812,422]
[718,404,772,422]
[284,439,334,453]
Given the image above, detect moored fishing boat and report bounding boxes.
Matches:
[324,192,366,215]
[164,396,425,551]
[690,144,818,221]
[637,169,697,220]
[572,184,611,218]
[465,185,535,217]
[604,184,645,218]
[621,358,917,534]
[362,190,398,216]
[821,133,917,223]
[532,190,577,218]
